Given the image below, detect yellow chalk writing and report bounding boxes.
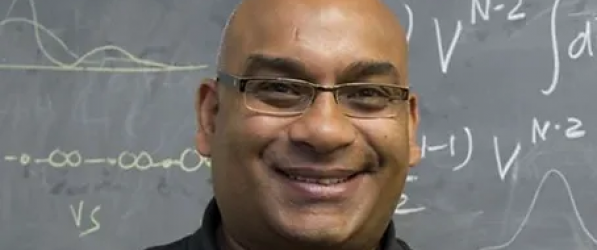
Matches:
[69,200,101,237]
[0,0,208,73]
[3,148,211,172]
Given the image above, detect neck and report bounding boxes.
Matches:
[216,225,248,250]
[216,226,380,250]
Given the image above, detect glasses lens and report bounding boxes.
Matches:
[244,79,313,114]
[337,84,402,118]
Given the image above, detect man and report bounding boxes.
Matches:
[147,0,421,249]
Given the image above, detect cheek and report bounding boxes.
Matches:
[358,119,409,159]
[213,111,292,175]
[356,120,410,203]
[358,119,410,185]
[242,116,291,147]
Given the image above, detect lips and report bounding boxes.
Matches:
[274,166,363,185]
[284,172,356,185]
[271,165,367,201]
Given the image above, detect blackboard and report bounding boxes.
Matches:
[1,0,596,249]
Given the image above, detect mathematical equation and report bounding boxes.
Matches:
[420,116,586,181]
[413,115,593,250]
[3,148,211,172]
[404,0,597,96]
[1,115,586,230]
[0,0,593,85]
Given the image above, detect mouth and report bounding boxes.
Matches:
[275,168,362,185]
[271,165,368,201]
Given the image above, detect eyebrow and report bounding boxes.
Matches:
[339,60,400,84]
[242,54,310,78]
[242,53,400,84]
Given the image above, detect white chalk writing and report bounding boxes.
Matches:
[471,0,527,25]
[433,18,463,74]
[478,170,597,250]
[421,126,473,171]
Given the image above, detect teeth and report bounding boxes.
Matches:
[286,174,351,185]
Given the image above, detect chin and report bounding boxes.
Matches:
[278,223,353,245]
[268,207,362,246]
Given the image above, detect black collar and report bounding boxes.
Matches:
[185,198,411,250]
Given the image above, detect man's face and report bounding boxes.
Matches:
[196,1,420,248]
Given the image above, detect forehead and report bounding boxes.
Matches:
[230,1,406,80]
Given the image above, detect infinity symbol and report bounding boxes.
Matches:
[5,148,210,172]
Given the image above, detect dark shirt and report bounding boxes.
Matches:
[145,198,412,250]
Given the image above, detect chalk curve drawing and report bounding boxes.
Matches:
[0,0,208,73]
[479,169,597,250]
[3,148,211,172]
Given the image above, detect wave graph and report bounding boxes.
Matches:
[0,0,208,73]
[479,169,597,250]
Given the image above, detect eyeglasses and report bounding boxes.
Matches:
[216,71,410,118]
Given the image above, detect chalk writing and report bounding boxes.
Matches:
[419,116,587,182]
[544,0,597,95]
[567,20,594,59]
[395,174,425,215]
[433,18,463,74]
[406,175,419,182]
[544,0,562,96]
[532,116,587,145]
[478,169,597,250]
[495,116,586,181]
[493,137,521,182]
[471,0,527,25]
[395,193,426,215]
[69,200,101,238]
[508,0,526,21]
[0,0,208,73]
[3,148,211,172]
[404,4,413,42]
[403,0,593,96]
[420,126,473,171]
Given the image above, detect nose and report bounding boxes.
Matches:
[288,92,356,155]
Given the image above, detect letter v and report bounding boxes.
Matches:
[493,136,521,181]
[69,201,84,228]
[433,18,463,74]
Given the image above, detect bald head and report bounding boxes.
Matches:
[197,2,420,249]
[216,0,408,85]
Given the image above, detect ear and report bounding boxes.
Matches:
[195,78,219,157]
[407,93,421,167]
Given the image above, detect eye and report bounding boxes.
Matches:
[259,81,297,94]
[249,80,305,96]
[338,85,394,112]
[345,85,391,99]
[245,79,311,109]
[351,87,387,98]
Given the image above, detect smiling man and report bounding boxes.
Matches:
[146,0,421,249]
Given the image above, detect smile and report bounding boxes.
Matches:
[283,172,357,185]
[272,166,367,201]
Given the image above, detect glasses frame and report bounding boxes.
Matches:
[216,71,410,118]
